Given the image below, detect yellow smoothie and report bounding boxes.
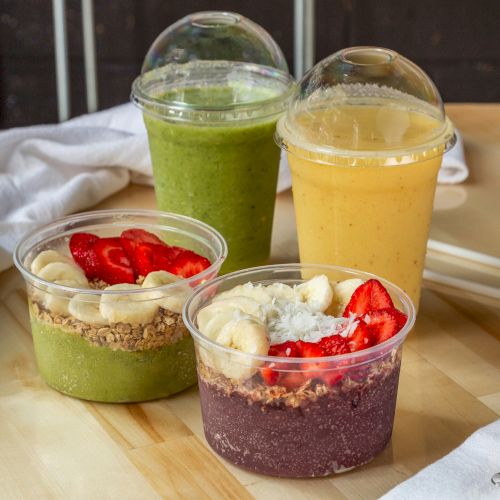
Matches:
[286,104,445,307]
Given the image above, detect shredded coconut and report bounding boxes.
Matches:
[266,301,346,345]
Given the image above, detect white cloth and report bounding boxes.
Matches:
[381,419,500,500]
[437,130,468,184]
[0,103,468,272]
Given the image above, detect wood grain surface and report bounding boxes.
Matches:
[0,104,499,499]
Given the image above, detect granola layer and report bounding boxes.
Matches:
[30,299,188,351]
[197,347,401,408]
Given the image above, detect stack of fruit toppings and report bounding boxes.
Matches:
[28,228,211,322]
[69,228,211,284]
[196,276,408,387]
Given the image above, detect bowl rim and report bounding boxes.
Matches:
[183,262,416,366]
[14,208,228,296]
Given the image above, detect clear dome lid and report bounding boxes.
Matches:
[276,46,455,165]
[131,11,294,124]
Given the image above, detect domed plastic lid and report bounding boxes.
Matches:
[131,11,294,124]
[276,46,455,165]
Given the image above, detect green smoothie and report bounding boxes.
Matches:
[30,315,197,403]
[144,90,281,273]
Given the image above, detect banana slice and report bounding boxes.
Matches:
[214,317,269,380]
[295,274,333,312]
[36,257,88,316]
[214,283,273,305]
[100,284,159,324]
[328,278,365,316]
[142,270,179,288]
[30,250,72,275]
[37,261,88,287]
[200,309,239,340]
[43,279,89,316]
[142,271,191,314]
[68,293,108,325]
[197,296,264,331]
[266,283,296,302]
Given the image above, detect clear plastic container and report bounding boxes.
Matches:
[183,263,415,477]
[131,11,294,273]
[14,210,227,403]
[275,46,455,307]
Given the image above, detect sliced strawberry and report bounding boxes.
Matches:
[366,307,407,344]
[343,279,394,317]
[260,365,280,386]
[268,341,300,358]
[280,371,306,390]
[69,232,100,279]
[347,319,376,352]
[296,340,324,358]
[320,369,345,386]
[133,243,156,276]
[167,250,211,279]
[296,341,328,384]
[318,334,350,356]
[121,228,164,248]
[93,237,134,284]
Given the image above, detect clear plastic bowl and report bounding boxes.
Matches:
[183,263,415,477]
[14,210,227,403]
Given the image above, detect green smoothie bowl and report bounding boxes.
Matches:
[14,210,227,403]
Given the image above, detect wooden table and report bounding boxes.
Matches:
[1,104,499,499]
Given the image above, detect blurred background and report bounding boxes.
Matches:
[1,0,500,129]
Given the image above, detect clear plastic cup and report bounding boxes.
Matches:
[276,47,455,308]
[183,263,415,477]
[131,11,294,273]
[14,210,227,403]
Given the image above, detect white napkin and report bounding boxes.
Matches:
[381,419,500,500]
[0,103,468,272]
[437,130,468,184]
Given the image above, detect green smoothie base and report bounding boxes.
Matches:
[144,86,283,274]
[30,317,197,403]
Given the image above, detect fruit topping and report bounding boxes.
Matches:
[343,279,394,317]
[260,365,280,386]
[93,237,135,285]
[167,250,211,279]
[268,341,299,358]
[121,228,164,248]
[69,232,100,279]
[67,228,211,285]
[347,319,375,352]
[318,334,350,356]
[199,275,408,389]
[365,307,407,344]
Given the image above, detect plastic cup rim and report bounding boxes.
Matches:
[130,61,295,123]
[183,262,416,367]
[14,209,228,296]
[275,114,456,164]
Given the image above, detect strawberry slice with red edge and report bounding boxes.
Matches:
[366,307,407,343]
[343,279,394,317]
[132,243,157,277]
[280,371,307,390]
[262,341,301,387]
[318,334,350,356]
[93,237,134,284]
[69,232,100,279]
[121,228,187,277]
[347,319,376,352]
[297,341,341,386]
[121,228,164,249]
[167,250,211,279]
[260,364,280,386]
[268,341,300,358]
